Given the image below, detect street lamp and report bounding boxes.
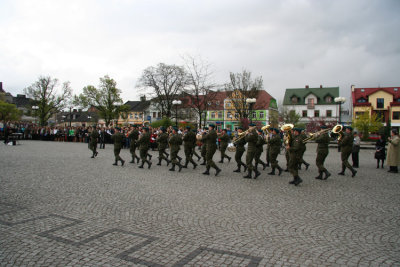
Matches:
[32,106,39,125]
[246,98,257,124]
[172,100,182,127]
[334,97,346,125]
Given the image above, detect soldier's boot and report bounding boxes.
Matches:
[135,156,140,163]
[215,167,221,176]
[266,162,270,167]
[294,175,303,186]
[284,168,289,172]
[218,159,224,163]
[120,159,125,166]
[165,152,170,158]
[298,163,302,170]
[169,164,176,171]
[177,162,183,172]
[177,156,182,162]
[183,160,188,168]
[200,159,206,165]
[91,152,95,158]
[138,161,145,168]
[254,169,261,179]
[305,162,310,170]
[268,168,276,175]
[166,159,171,166]
[227,156,231,163]
[243,164,247,172]
[233,165,241,172]
[95,151,98,157]
[277,166,283,176]
[243,169,252,179]
[338,166,345,175]
[192,161,198,170]
[351,170,357,177]
[157,158,162,166]
[130,157,135,163]
[196,155,201,161]
[289,177,296,184]
[262,162,267,170]
[113,160,118,166]
[147,154,152,160]
[315,172,323,180]
[147,160,152,169]
[202,167,210,175]
[323,170,331,180]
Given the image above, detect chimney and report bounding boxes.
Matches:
[140,95,146,101]
[320,85,323,88]
[305,85,309,88]
[351,85,355,92]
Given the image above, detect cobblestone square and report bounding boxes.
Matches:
[1,141,399,266]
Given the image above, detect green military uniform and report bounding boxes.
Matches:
[268,131,283,175]
[191,130,201,161]
[156,131,170,166]
[288,129,303,185]
[183,130,197,169]
[254,132,267,171]
[314,131,331,179]
[338,129,357,177]
[137,131,152,168]
[128,129,140,163]
[200,132,207,165]
[244,128,261,179]
[233,133,247,172]
[265,134,271,167]
[169,132,183,171]
[218,132,231,163]
[111,131,125,166]
[89,129,99,158]
[202,127,221,176]
[298,132,310,170]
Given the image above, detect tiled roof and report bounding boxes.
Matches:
[283,87,339,105]
[124,101,150,111]
[352,87,400,106]
[12,95,33,108]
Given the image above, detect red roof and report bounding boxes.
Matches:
[352,87,400,106]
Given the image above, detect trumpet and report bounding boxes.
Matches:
[232,126,257,144]
[302,128,330,143]
[331,124,344,141]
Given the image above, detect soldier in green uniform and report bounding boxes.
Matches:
[233,127,247,173]
[268,128,283,175]
[183,126,198,169]
[111,127,125,166]
[191,129,201,161]
[218,129,232,163]
[202,124,221,176]
[168,127,183,172]
[243,125,261,179]
[137,127,152,169]
[254,129,267,171]
[128,125,141,163]
[314,125,331,180]
[338,126,357,177]
[288,128,303,186]
[156,127,170,166]
[89,126,99,158]
[298,130,310,170]
[200,127,208,165]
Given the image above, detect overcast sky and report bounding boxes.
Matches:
[1,0,399,107]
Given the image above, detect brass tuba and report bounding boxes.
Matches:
[261,124,271,133]
[331,124,344,141]
[281,124,294,146]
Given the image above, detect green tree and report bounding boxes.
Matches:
[352,112,383,141]
[24,76,72,126]
[0,101,22,122]
[74,75,129,126]
[281,109,301,125]
[150,117,174,128]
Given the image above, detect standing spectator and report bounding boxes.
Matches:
[375,134,386,168]
[99,128,106,149]
[352,131,361,168]
[387,129,400,173]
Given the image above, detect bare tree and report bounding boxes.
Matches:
[25,76,72,126]
[224,70,263,119]
[137,63,188,118]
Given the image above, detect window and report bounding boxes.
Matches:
[307,98,315,109]
[234,112,239,118]
[393,112,400,120]
[211,112,215,119]
[259,111,264,119]
[216,101,220,106]
[153,112,156,118]
[135,113,138,119]
[218,111,222,118]
[377,98,384,108]
[252,112,256,119]
[291,97,298,104]
[395,88,398,92]
[357,98,367,103]
[226,102,231,108]
[302,110,307,117]
[325,96,332,103]
[130,114,133,119]
[227,112,232,119]
[314,110,319,117]
[361,89,365,92]
[326,110,332,117]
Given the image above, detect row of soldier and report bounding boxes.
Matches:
[86,123,360,186]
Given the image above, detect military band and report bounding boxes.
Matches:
[338,126,357,177]
[128,125,140,163]
[218,129,232,163]
[267,128,283,175]
[183,126,198,169]
[233,127,247,173]
[89,126,99,158]
[156,127,170,166]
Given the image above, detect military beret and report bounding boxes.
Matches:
[143,127,149,131]
[115,127,121,131]
[192,129,197,133]
[172,127,178,132]
[237,127,243,130]
[293,127,302,132]
[344,126,353,131]
[257,129,263,133]
[160,127,166,131]
[186,126,191,129]
[209,124,215,128]
[249,123,256,126]
[320,125,327,129]
[272,128,279,133]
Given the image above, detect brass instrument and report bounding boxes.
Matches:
[281,124,294,147]
[232,126,257,144]
[302,128,331,143]
[332,124,344,141]
[261,124,272,133]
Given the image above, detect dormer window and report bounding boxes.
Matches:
[291,96,298,104]
[216,101,220,106]
[361,89,365,92]
[394,88,398,91]
[357,98,367,103]
[325,96,332,103]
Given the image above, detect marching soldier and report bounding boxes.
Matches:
[191,129,202,161]
[111,127,125,166]
[183,126,198,169]
[218,129,232,163]
[233,127,247,173]
[243,125,261,179]
[156,127,170,166]
[288,128,303,186]
[137,127,152,169]
[298,130,310,170]
[314,125,331,180]
[254,129,267,171]
[268,128,283,175]
[128,125,141,163]
[202,124,222,176]
[338,126,357,177]
[200,127,208,165]
[169,127,184,172]
[89,126,99,158]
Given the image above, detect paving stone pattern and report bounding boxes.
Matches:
[0,141,399,266]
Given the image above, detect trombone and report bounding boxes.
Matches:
[232,126,257,144]
[302,128,331,143]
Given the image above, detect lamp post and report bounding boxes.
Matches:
[334,97,346,125]
[32,106,39,125]
[172,100,182,127]
[246,98,257,124]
